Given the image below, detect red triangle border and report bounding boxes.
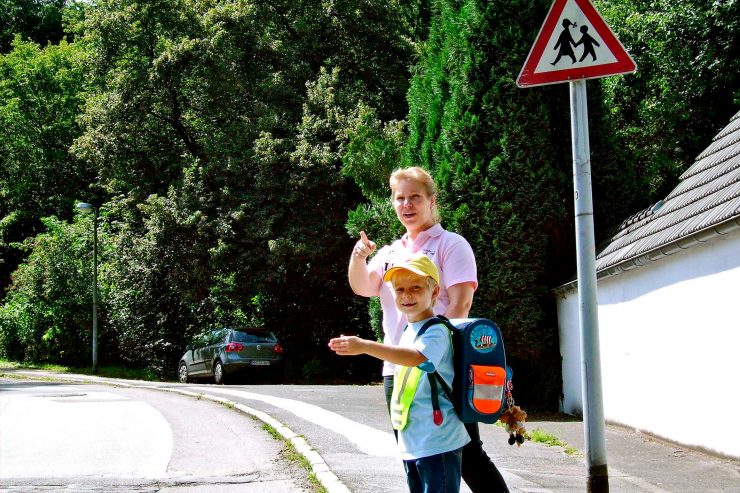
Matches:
[517,0,636,87]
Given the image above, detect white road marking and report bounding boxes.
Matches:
[191,386,398,458]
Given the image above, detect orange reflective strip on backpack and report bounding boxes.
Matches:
[469,365,506,414]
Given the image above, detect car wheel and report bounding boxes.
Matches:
[178,362,189,383]
[213,360,226,384]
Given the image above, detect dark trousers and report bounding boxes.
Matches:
[384,376,509,493]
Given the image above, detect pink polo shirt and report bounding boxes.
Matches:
[368,224,478,376]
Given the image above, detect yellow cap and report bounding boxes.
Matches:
[383,254,440,285]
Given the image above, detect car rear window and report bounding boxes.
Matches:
[232,330,277,343]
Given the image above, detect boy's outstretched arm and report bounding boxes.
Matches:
[328,336,426,367]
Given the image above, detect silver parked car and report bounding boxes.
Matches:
[178,327,284,384]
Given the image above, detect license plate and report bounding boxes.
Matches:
[251,360,270,366]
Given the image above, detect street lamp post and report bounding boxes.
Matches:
[77,202,99,374]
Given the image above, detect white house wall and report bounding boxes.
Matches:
[557,227,740,458]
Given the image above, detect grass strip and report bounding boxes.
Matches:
[262,423,328,493]
[528,428,580,456]
[0,359,159,381]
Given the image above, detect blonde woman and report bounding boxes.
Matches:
[348,166,509,493]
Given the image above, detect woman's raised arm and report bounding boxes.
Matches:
[348,231,381,297]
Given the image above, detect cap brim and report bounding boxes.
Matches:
[383,265,431,283]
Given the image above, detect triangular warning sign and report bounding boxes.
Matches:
[517,0,636,87]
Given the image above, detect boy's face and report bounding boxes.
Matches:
[391,272,439,322]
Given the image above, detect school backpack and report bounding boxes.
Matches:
[418,315,513,424]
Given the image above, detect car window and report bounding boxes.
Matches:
[191,332,211,348]
[212,330,229,345]
[232,330,277,344]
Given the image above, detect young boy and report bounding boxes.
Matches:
[329,254,469,493]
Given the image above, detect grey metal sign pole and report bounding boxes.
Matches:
[92,207,99,374]
[569,78,609,492]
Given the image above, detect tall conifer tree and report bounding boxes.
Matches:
[405,0,573,407]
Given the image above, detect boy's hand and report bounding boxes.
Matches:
[352,231,377,259]
[328,335,365,356]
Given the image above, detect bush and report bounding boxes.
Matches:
[0,215,103,366]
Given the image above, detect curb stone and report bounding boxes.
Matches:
[154,386,352,493]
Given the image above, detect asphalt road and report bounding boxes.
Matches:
[171,382,740,493]
[0,377,312,492]
[2,370,739,493]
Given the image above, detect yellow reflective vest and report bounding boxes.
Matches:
[390,364,424,431]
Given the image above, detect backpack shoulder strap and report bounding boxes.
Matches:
[416,316,457,417]
[417,315,457,337]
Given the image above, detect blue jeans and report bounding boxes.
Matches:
[384,375,510,493]
[404,448,463,493]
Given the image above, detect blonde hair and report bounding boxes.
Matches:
[389,166,441,224]
[389,269,439,306]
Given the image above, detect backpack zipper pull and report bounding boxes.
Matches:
[433,409,443,425]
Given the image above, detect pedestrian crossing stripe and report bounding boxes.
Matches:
[517,0,636,87]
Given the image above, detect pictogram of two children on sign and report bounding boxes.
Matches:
[552,18,599,65]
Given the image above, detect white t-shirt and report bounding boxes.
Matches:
[368,223,478,376]
[396,317,470,460]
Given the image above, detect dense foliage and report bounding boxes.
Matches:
[0,35,92,294]
[0,0,67,52]
[598,0,740,200]
[0,0,737,405]
[0,214,103,365]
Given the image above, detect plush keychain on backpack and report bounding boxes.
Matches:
[499,405,527,446]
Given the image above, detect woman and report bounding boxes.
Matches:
[348,166,509,493]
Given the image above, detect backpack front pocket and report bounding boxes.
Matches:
[468,365,506,415]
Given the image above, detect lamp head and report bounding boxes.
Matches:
[76,202,94,213]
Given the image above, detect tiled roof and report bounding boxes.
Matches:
[594,109,740,276]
